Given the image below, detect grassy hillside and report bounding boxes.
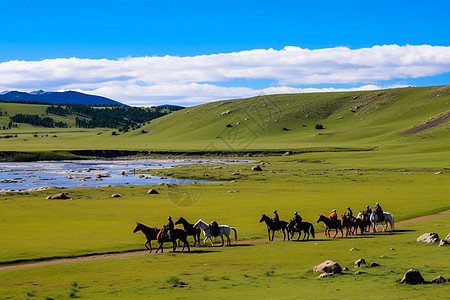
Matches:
[1,85,449,158]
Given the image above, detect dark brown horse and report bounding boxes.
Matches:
[175,217,201,246]
[286,219,316,241]
[341,214,356,237]
[133,222,159,252]
[155,228,190,253]
[356,211,371,233]
[316,214,343,238]
[259,213,289,241]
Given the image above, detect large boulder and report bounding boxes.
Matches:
[438,239,449,247]
[252,166,263,171]
[147,189,159,194]
[401,269,425,285]
[313,260,342,274]
[416,233,440,243]
[431,276,447,284]
[46,193,70,200]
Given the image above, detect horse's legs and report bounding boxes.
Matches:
[203,236,208,246]
[282,229,286,241]
[220,235,225,247]
[267,229,271,241]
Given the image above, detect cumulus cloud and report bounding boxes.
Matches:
[0,45,449,106]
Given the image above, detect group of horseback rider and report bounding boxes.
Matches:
[163,216,220,240]
[271,203,384,229]
[328,202,384,225]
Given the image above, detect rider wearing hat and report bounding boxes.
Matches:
[164,216,174,240]
[365,205,372,217]
[293,211,302,229]
[375,202,384,221]
[329,209,337,221]
[346,206,353,218]
[272,210,280,227]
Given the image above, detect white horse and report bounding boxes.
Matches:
[370,211,394,232]
[193,219,238,246]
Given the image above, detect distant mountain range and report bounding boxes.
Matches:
[0,90,126,106]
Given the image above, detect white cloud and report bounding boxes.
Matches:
[0,45,449,106]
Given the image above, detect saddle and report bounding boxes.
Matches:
[210,221,220,236]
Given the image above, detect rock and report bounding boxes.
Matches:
[355,259,366,267]
[431,275,447,284]
[46,193,69,200]
[342,267,349,271]
[354,271,365,275]
[227,190,238,193]
[111,194,121,198]
[417,232,440,243]
[317,273,334,278]
[370,262,380,267]
[401,269,425,285]
[252,166,263,171]
[313,260,342,274]
[349,248,359,251]
[147,189,159,194]
[445,233,450,242]
[95,173,111,178]
[390,248,396,251]
[438,239,449,247]
[283,151,291,156]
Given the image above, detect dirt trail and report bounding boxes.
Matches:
[402,110,450,135]
[1,209,449,271]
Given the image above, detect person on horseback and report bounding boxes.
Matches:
[329,209,338,226]
[346,207,353,218]
[163,216,174,240]
[293,211,302,230]
[272,210,279,227]
[375,202,384,221]
[209,220,220,236]
[365,205,372,217]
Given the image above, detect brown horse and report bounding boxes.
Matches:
[286,219,316,241]
[133,222,159,252]
[341,214,356,237]
[155,228,190,253]
[316,214,343,238]
[175,217,201,246]
[259,213,289,241]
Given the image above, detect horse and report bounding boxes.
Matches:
[133,222,160,252]
[259,213,289,241]
[356,211,371,233]
[370,211,394,233]
[193,219,238,246]
[155,228,190,253]
[175,217,201,247]
[341,214,356,237]
[286,218,315,241]
[316,214,343,238]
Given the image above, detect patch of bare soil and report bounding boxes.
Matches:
[402,111,450,135]
[1,209,449,271]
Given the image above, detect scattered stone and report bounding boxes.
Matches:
[46,193,70,200]
[252,166,263,171]
[147,189,159,194]
[317,273,334,278]
[445,233,450,242]
[438,239,449,247]
[401,269,425,285]
[370,262,380,267]
[221,110,232,115]
[354,271,365,275]
[342,267,349,271]
[283,151,291,156]
[390,248,396,251]
[355,259,366,267]
[417,232,440,243]
[313,260,342,274]
[435,172,442,174]
[111,194,121,198]
[227,190,238,193]
[96,173,111,178]
[431,275,447,284]
[349,248,359,251]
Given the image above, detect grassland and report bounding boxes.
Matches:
[0,85,449,298]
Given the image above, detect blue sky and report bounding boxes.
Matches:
[1,0,449,106]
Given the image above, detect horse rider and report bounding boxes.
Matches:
[209,220,220,236]
[365,205,372,217]
[329,209,338,226]
[163,216,174,240]
[293,211,302,230]
[346,206,353,218]
[375,202,384,221]
[272,210,280,227]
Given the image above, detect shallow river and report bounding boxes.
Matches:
[0,159,244,191]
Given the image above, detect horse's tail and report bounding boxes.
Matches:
[231,227,238,242]
[310,223,315,239]
[390,214,395,231]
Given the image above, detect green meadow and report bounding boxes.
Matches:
[0,85,449,298]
